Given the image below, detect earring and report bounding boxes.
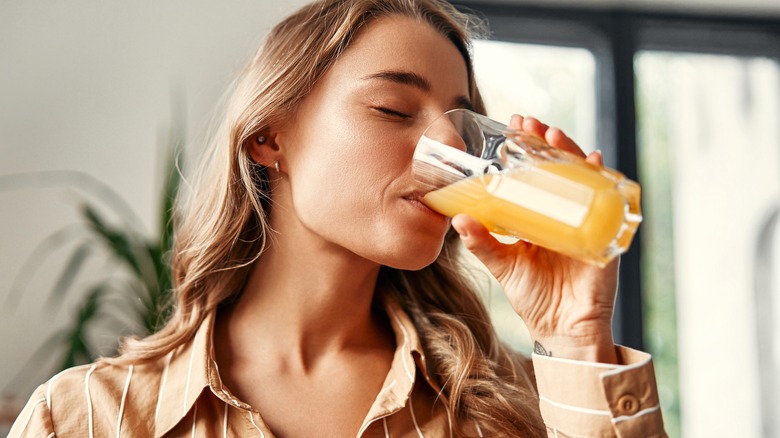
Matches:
[274,160,280,173]
[257,135,267,144]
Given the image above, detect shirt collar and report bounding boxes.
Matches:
[153,311,215,437]
[154,294,437,437]
[357,293,444,432]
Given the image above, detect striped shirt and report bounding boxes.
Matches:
[9,297,666,437]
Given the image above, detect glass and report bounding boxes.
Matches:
[413,109,642,267]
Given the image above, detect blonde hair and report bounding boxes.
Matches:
[119,0,545,435]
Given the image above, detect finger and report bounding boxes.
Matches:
[521,117,549,138]
[450,214,511,275]
[509,114,524,130]
[586,150,603,166]
[544,127,586,158]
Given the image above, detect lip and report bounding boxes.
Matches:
[402,190,427,201]
[402,191,448,220]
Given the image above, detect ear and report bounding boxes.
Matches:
[247,130,281,167]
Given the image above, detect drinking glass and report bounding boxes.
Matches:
[412,109,642,267]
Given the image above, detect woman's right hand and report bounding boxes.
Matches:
[450,116,619,364]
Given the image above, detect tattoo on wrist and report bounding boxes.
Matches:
[534,341,552,357]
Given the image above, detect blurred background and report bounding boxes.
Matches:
[1,0,779,436]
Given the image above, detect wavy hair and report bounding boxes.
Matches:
[118,0,545,435]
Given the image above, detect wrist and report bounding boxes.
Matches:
[532,334,618,364]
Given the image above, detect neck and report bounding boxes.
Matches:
[217,211,391,372]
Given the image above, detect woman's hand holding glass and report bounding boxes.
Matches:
[450,115,619,364]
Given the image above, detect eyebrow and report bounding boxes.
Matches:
[362,69,474,111]
[363,70,432,91]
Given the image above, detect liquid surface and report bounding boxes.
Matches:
[422,161,641,266]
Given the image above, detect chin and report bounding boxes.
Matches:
[385,257,438,271]
[378,237,445,271]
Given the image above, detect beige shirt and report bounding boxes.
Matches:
[10,298,666,437]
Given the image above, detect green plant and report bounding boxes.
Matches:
[2,126,183,391]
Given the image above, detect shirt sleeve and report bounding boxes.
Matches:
[532,345,667,438]
[7,385,55,438]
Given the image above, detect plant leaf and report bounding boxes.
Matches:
[160,149,181,260]
[45,242,92,310]
[81,204,163,311]
[59,284,107,369]
[3,224,86,311]
[82,204,143,276]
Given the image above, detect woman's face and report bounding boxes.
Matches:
[273,15,471,270]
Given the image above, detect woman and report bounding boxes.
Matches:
[10,0,666,436]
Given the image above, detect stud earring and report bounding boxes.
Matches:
[257,135,267,144]
[274,160,280,173]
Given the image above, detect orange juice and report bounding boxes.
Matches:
[422,160,641,266]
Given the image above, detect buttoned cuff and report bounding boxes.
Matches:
[532,345,667,437]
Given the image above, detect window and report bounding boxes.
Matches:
[457,3,780,436]
[472,40,597,153]
[636,50,780,438]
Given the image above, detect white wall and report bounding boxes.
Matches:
[0,0,308,421]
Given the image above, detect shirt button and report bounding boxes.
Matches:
[617,394,640,416]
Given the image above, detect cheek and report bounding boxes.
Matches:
[287,140,389,233]
[292,119,411,202]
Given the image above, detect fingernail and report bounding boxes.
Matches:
[456,228,469,239]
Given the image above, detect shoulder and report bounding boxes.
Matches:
[30,356,169,436]
[45,356,168,402]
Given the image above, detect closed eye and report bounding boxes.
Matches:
[373,106,412,119]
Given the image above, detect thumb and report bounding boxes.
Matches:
[451,214,511,276]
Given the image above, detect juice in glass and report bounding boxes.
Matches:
[421,160,641,266]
